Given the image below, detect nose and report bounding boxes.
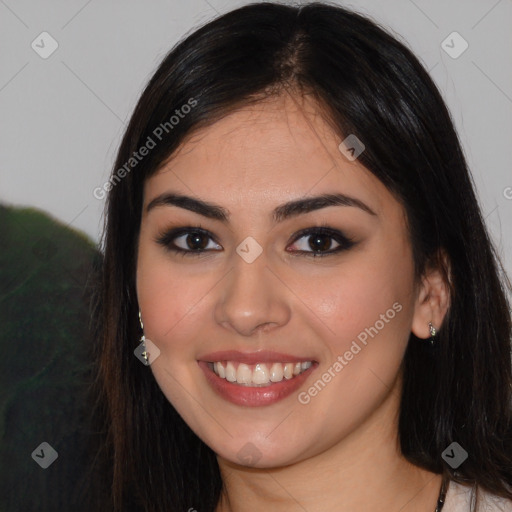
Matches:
[213,250,291,337]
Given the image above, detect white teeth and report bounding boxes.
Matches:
[211,360,313,386]
[217,362,226,379]
[225,361,237,382]
[252,363,270,384]
[236,363,252,384]
[270,362,284,382]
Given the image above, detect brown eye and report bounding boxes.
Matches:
[155,227,221,256]
[177,231,210,251]
[287,227,355,258]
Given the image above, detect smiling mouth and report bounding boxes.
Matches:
[207,360,313,387]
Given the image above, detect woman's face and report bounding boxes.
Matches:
[136,93,422,468]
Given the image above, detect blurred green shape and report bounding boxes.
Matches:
[0,204,100,512]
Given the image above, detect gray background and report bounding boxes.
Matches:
[1,0,511,275]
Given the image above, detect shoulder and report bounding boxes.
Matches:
[444,480,512,512]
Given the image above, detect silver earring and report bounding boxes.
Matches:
[139,311,149,365]
[428,321,437,345]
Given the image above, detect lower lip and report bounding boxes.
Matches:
[197,361,316,407]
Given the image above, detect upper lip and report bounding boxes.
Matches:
[198,350,317,365]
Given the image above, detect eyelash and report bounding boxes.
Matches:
[155,223,355,259]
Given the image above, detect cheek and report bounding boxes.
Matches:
[310,239,415,367]
[136,243,200,353]
[289,247,414,442]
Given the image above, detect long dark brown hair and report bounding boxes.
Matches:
[84,2,512,511]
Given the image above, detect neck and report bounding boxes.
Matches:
[215,376,442,512]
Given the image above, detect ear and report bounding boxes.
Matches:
[411,250,452,339]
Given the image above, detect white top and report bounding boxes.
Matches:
[444,481,512,511]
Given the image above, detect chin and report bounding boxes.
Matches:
[212,433,309,469]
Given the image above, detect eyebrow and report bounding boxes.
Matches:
[146,191,377,222]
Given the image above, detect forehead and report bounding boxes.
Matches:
[143,93,395,219]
